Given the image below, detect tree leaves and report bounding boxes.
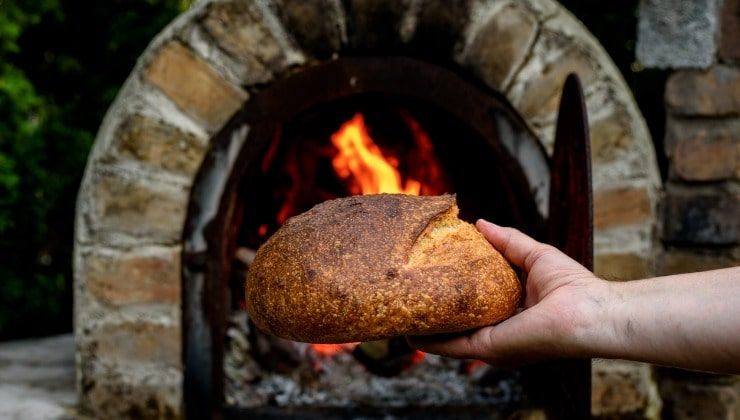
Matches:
[0,0,191,339]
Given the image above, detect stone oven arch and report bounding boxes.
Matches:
[73,0,660,417]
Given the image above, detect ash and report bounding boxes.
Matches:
[224,313,522,409]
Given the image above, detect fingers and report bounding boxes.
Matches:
[406,330,491,360]
[476,219,551,271]
[408,308,566,367]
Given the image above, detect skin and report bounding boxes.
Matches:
[408,219,740,374]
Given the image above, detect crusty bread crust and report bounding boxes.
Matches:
[245,194,521,343]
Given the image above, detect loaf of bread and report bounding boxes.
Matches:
[245,194,520,343]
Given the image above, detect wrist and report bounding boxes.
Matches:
[569,277,624,359]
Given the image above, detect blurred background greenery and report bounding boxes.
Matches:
[0,0,192,340]
[0,0,666,340]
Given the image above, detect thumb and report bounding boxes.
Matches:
[476,219,549,272]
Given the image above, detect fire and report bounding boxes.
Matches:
[311,343,359,356]
[307,113,438,365]
[463,359,488,375]
[331,113,421,195]
[410,349,426,365]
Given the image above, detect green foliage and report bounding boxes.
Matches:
[0,0,191,339]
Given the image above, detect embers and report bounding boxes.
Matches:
[224,312,522,409]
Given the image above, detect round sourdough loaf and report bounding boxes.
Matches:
[245,194,520,343]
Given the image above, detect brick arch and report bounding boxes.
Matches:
[73,0,661,416]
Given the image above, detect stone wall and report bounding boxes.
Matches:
[74,0,662,417]
[637,0,740,418]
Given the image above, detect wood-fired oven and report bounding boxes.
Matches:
[74,1,663,418]
[182,57,593,419]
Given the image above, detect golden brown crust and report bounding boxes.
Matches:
[245,194,521,343]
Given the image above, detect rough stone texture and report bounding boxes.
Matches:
[83,246,181,306]
[107,114,207,177]
[665,66,740,117]
[594,187,653,230]
[659,377,740,420]
[462,2,538,91]
[639,2,740,419]
[78,313,182,418]
[591,360,662,419]
[0,335,77,420]
[662,183,740,245]
[660,247,740,275]
[595,253,653,281]
[720,0,740,61]
[590,106,635,164]
[499,2,662,188]
[90,170,188,244]
[84,375,181,420]
[636,0,721,69]
[665,117,740,181]
[201,0,303,72]
[508,26,599,123]
[92,322,181,367]
[178,19,272,87]
[144,41,247,132]
[274,0,344,58]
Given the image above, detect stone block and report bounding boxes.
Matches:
[91,171,188,243]
[594,187,652,230]
[463,3,538,91]
[83,246,181,306]
[659,378,740,420]
[595,253,653,281]
[665,65,740,116]
[659,247,740,275]
[109,115,206,177]
[411,0,471,57]
[662,183,740,245]
[591,359,662,419]
[344,0,411,50]
[92,322,181,367]
[144,41,246,132]
[508,27,599,123]
[202,0,294,70]
[636,0,721,69]
[665,118,740,181]
[720,0,740,61]
[590,106,634,163]
[274,0,343,58]
[84,375,180,420]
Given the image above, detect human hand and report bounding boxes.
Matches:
[407,219,609,367]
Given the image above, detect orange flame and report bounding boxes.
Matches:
[308,113,431,366]
[311,343,359,356]
[331,114,421,195]
[464,359,488,375]
[410,349,426,365]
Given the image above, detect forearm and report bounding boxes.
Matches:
[586,267,740,373]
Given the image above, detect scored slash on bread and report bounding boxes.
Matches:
[245,194,521,343]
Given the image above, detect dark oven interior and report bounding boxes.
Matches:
[182,57,590,419]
